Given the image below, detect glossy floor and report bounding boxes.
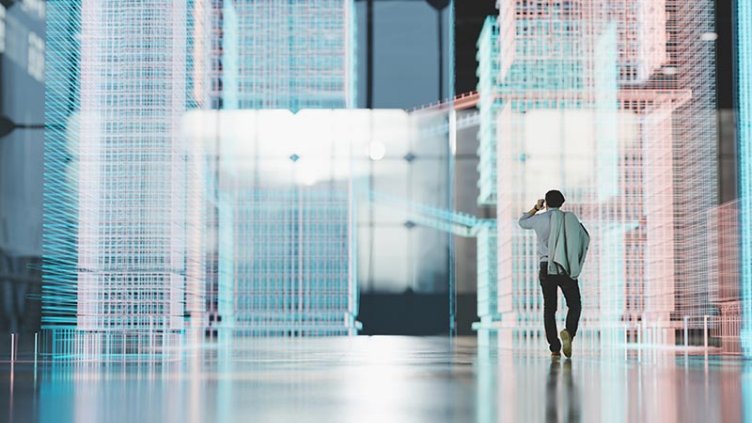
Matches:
[0,335,749,423]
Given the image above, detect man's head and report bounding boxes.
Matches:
[545,190,565,209]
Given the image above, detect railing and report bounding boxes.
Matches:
[409,91,481,113]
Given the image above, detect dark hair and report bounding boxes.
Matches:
[545,190,565,208]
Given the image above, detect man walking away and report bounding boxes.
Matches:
[518,190,590,358]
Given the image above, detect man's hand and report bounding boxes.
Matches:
[526,199,545,216]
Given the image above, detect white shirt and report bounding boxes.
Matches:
[518,208,559,263]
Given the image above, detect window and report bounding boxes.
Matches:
[27,31,44,82]
[0,5,5,54]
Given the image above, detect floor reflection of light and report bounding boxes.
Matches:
[189,330,204,423]
[339,337,432,423]
[8,360,14,423]
[743,361,752,423]
[6,337,749,422]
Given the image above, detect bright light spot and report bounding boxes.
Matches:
[368,141,386,161]
[297,166,319,186]
[700,32,718,41]
[662,67,678,75]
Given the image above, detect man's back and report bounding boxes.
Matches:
[518,208,557,263]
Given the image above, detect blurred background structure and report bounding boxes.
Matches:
[1,0,45,337]
[0,0,747,356]
[476,0,721,352]
[738,0,752,355]
[3,2,752,422]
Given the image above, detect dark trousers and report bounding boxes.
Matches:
[539,262,581,352]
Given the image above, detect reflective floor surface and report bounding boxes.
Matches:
[1,335,750,423]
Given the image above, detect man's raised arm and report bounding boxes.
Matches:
[519,199,545,229]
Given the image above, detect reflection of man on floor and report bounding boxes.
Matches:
[546,359,581,422]
[519,190,590,358]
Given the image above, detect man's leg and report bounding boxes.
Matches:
[560,278,582,337]
[540,264,561,352]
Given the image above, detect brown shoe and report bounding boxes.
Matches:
[560,330,572,358]
[551,351,561,358]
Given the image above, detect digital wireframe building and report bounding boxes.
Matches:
[707,200,741,353]
[202,1,359,336]
[222,1,356,111]
[190,0,355,112]
[739,0,752,355]
[476,18,499,207]
[43,0,196,357]
[43,1,81,334]
[41,0,360,357]
[184,109,361,337]
[476,0,718,347]
[474,19,501,326]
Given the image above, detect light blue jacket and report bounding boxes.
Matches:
[547,210,590,279]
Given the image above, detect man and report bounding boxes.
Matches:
[518,190,589,358]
